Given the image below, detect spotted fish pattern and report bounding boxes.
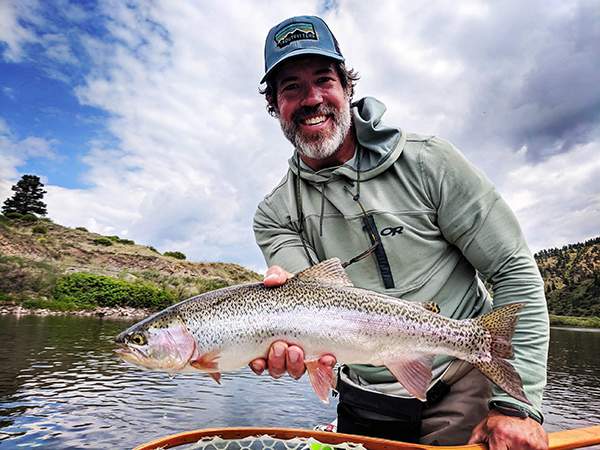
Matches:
[115,258,529,405]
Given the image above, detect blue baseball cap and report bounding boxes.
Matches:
[261,15,344,83]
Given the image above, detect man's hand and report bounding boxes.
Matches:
[249,341,336,379]
[262,265,293,288]
[249,266,337,379]
[468,410,548,450]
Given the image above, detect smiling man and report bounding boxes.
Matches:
[252,15,549,449]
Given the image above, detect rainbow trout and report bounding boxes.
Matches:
[115,258,530,405]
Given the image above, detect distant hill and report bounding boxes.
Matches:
[0,214,260,310]
[1,214,598,317]
[535,237,600,317]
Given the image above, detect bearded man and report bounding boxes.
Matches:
[251,15,549,450]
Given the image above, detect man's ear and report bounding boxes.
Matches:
[267,95,280,118]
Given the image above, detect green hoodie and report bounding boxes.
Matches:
[253,97,549,421]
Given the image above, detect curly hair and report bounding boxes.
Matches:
[259,61,360,117]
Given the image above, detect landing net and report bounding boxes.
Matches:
[181,434,367,450]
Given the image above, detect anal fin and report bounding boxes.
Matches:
[305,359,335,404]
[384,353,434,402]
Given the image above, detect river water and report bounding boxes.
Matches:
[0,315,598,449]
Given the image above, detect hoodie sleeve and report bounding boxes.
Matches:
[420,136,549,422]
[253,197,316,274]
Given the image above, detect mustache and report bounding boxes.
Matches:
[292,104,336,124]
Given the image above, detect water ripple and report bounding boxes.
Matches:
[0,317,599,448]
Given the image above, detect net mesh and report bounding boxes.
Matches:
[180,434,367,450]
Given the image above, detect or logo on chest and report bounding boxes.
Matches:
[380,226,404,237]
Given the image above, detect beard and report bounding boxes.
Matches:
[279,101,352,160]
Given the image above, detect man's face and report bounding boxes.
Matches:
[274,56,351,160]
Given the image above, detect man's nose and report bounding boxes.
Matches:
[300,85,323,107]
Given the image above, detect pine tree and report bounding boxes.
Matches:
[2,175,48,216]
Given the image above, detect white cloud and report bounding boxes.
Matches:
[42,33,78,65]
[501,141,600,252]
[0,125,57,180]
[43,1,315,267]
[0,0,39,62]
[2,87,15,100]
[2,0,599,271]
[0,119,57,205]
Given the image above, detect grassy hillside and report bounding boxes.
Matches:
[1,213,598,318]
[0,214,260,311]
[535,237,600,317]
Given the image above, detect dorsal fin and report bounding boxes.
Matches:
[294,258,354,287]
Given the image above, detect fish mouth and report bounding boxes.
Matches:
[114,343,131,356]
[114,343,147,366]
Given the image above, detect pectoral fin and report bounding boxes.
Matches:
[384,354,435,402]
[305,359,335,404]
[190,350,221,385]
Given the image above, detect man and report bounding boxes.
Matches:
[251,15,549,449]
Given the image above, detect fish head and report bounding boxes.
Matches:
[114,312,197,372]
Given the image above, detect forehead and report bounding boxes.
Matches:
[274,55,337,83]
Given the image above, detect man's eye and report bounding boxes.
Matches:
[281,83,298,92]
[317,77,334,84]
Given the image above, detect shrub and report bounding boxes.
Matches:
[195,278,228,294]
[92,237,113,246]
[32,225,48,234]
[103,235,134,245]
[5,212,23,219]
[147,246,159,253]
[21,213,38,222]
[54,272,175,308]
[75,227,88,232]
[164,251,186,260]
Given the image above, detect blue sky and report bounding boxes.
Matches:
[1,0,599,272]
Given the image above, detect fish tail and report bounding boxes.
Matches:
[472,303,531,405]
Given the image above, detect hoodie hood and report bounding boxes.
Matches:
[288,97,405,183]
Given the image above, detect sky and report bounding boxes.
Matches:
[1,0,599,272]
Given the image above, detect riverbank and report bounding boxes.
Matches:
[549,314,600,329]
[0,302,150,320]
[3,304,599,328]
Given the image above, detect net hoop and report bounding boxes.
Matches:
[132,425,600,450]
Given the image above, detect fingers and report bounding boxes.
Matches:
[263,266,292,288]
[470,411,549,450]
[286,345,306,379]
[268,341,289,378]
[251,341,336,383]
[249,358,266,375]
[319,354,337,368]
[467,419,488,445]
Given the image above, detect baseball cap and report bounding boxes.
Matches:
[262,15,344,83]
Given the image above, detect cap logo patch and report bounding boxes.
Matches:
[274,22,318,48]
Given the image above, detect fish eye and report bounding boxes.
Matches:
[129,333,147,346]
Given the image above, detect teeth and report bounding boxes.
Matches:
[303,115,327,125]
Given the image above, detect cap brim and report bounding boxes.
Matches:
[260,49,345,84]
